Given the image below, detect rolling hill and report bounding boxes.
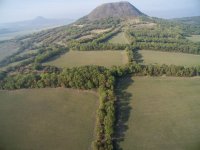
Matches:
[0,1,199,71]
[0,16,73,41]
[171,16,200,25]
[86,1,145,20]
[0,1,200,150]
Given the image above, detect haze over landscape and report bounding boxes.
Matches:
[0,1,200,150]
[0,0,200,23]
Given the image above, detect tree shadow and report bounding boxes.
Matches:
[133,50,143,63]
[114,76,134,150]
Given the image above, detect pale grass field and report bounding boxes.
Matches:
[139,50,200,66]
[108,32,130,44]
[0,88,98,150]
[116,77,200,150]
[45,50,128,68]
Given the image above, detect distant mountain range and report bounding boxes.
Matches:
[0,16,74,35]
[171,16,200,25]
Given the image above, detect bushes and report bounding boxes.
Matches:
[69,42,129,51]
[125,28,200,54]
[0,63,200,150]
[0,66,108,90]
[125,47,135,63]
[2,63,198,90]
[0,66,116,150]
[34,45,69,63]
[111,64,199,77]
[94,84,115,150]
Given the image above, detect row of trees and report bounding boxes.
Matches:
[111,63,200,77]
[2,63,199,90]
[1,63,200,150]
[22,17,121,47]
[0,53,37,67]
[0,66,116,150]
[95,83,115,150]
[127,28,183,39]
[0,45,69,75]
[69,28,121,49]
[0,40,34,67]
[136,42,200,54]
[125,25,200,54]
[34,45,68,63]
[118,41,200,82]
[69,42,129,51]
[1,16,200,150]
[0,66,107,89]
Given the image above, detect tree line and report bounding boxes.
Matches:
[1,63,200,150]
[0,45,69,74]
[125,28,200,54]
[0,66,116,150]
[1,16,200,150]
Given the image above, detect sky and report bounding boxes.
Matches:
[0,0,200,23]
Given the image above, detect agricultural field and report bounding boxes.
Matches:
[0,88,98,150]
[0,41,19,61]
[45,50,128,68]
[116,77,200,150]
[139,50,200,66]
[108,32,129,44]
[186,35,200,42]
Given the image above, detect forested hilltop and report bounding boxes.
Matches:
[0,1,200,150]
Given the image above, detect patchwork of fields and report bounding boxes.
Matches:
[1,26,200,150]
[45,50,128,68]
[116,77,200,150]
[0,88,98,150]
[139,50,200,66]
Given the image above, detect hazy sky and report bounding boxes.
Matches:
[0,0,200,23]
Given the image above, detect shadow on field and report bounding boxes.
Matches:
[133,50,143,63]
[114,76,133,150]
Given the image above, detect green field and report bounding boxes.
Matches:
[45,50,128,68]
[108,32,129,44]
[116,77,200,150]
[0,41,19,61]
[139,50,200,66]
[187,35,200,42]
[0,88,98,150]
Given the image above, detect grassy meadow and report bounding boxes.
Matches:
[0,88,98,150]
[186,35,200,42]
[45,50,128,68]
[108,32,129,44]
[116,77,200,150]
[139,50,200,66]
